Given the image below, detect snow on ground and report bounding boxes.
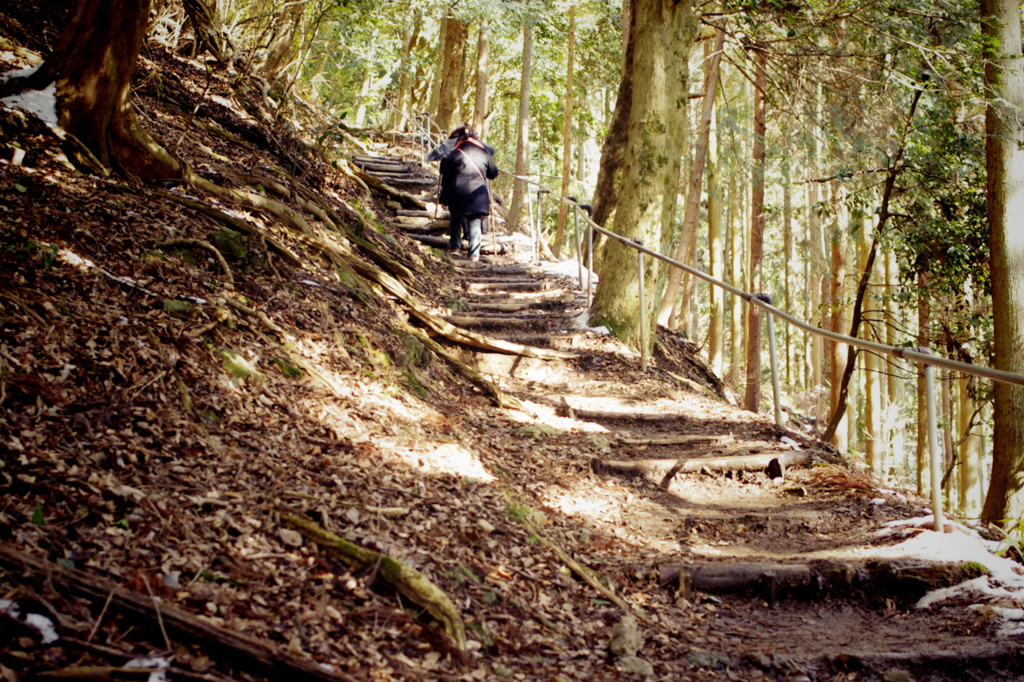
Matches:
[1,68,59,128]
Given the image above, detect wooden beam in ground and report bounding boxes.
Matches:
[592,449,810,486]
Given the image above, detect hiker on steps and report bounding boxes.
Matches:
[437,124,499,262]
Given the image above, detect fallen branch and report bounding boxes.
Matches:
[278,511,467,652]
[519,516,648,623]
[0,545,356,682]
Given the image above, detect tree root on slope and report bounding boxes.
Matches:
[277,510,468,654]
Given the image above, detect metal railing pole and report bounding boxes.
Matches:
[637,240,648,371]
[921,349,944,532]
[570,197,583,289]
[525,186,537,264]
[586,211,594,309]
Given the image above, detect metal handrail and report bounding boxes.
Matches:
[555,196,1024,533]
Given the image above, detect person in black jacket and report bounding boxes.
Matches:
[438,124,499,261]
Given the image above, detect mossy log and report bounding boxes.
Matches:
[278,511,467,652]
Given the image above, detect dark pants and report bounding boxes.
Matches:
[449,212,484,259]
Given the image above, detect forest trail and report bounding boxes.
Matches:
[2,42,1023,680]
[357,145,1024,679]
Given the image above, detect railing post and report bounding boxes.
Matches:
[920,349,944,532]
[635,239,648,371]
[583,204,593,309]
[569,198,583,290]
[537,189,550,261]
[524,185,537,264]
[752,294,784,427]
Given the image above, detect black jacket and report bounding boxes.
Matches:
[439,137,499,216]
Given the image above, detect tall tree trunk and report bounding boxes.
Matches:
[959,372,982,516]
[827,185,849,454]
[428,15,449,119]
[588,4,636,233]
[394,9,422,131]
[589,0,697,348]
[707,102,724,378]
[9,0,180,180]
[435,16,468,133]
[505,18,535,234]
[659,25,726,326]
[822,87,923,442]
[553,5,577,259]
[742,49,766,413]
[916,274,931,496]
[472,19,491,138]
[980,0,1024,527]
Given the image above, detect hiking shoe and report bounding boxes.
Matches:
[469,255,480,262]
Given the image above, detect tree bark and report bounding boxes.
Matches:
[980,0,1024,527]
[434,15,468,133]
[505,18,535,234]
[742,49,766,412]
[182,0,230,62]
[472,19,491,138]
[659,24,725,325]
[10,0,180,180]
[589,0,697,349]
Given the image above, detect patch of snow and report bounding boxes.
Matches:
[1,81,59,128]
[0,599,59,644]
[123,656,170,682]
[0,65,40,82]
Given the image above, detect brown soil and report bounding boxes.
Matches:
[2,6,1023,681]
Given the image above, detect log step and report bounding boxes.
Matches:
[466,280,555,293]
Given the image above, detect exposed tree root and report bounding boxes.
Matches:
[278,511,468,653]
[155,238,234,283]
[158,191,305,268]
[405,327,523,410]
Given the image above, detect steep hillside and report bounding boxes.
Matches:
[3,6,1024,682]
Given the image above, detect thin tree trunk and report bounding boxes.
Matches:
[472,19,491,138]
[553,6,576,258]
[659,25,726,325]
[742,49,766,412]
[707,101,724,378]
[916,274,931,496]
[822,88,923,442]
[394,9,422,131]
[505,18,535,234]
